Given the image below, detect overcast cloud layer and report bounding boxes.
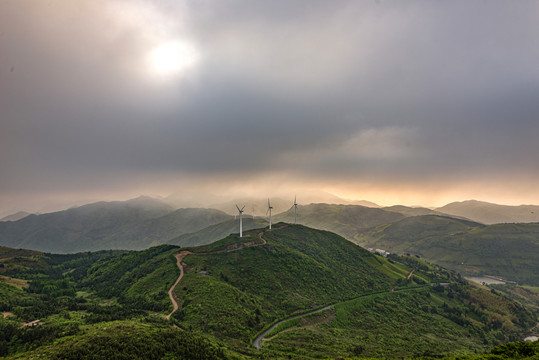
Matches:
[1,0,539,215]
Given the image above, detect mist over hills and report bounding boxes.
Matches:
[2,194,539,265]
[164,191,380,215]
[0,197,408,253]
[273,203,406,239]
[382,205,446,217]
[0,197,231,253]
[436,200,539,224]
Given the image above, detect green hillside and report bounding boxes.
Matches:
[273,203,406,239]
[354,215,539,285]
[172,224,535,357]
[261,285,534,358]
[168,218,268,247]
[0,225,536,359]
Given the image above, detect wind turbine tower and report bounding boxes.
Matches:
[236,204,245,237]
[293,196,298,225]
[267,199,273,230]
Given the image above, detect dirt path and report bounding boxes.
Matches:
[407,269,415,280]
[258,231,267,245]
[167,231,268,321]
[2,312,14,319]
[166,251,192,320]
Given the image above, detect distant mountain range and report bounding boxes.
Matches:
[164,190,380,215]
[0,197,415,253]
[435,200,539,224]
[274,203,407,239]
[0,196,231,253]
[2,195,539,274]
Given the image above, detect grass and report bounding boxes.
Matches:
[0,275,29,289]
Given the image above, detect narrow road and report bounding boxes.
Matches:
[252,286,428,349]
[253,304,334,349]
[166,251,192,320]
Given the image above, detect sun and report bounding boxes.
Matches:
[149,41,199,77]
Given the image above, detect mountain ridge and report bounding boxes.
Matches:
[436,199,539,224]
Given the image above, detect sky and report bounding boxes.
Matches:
[1,0,539,216]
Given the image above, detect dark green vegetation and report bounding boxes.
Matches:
[263,284,534,358]
[0,225,537,359]
[168,218,268,247]
[6,322,227,360]
[0,245,190,358]
[0,197,231,253]
[436,199,539,224]
[343,340,539,359]
[354,215,539,286]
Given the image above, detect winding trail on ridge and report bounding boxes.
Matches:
[166,251,192,320]
[166,229,270,321]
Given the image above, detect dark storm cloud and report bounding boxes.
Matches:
[1,0,539,209]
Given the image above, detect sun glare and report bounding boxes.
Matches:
[149,41,199,77]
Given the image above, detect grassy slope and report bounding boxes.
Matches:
[355,215,539,285]
[174,224,407,347]
[173,224,536,358]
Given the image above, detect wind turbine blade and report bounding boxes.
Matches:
[241,205,245,211]
[235,204,241,212]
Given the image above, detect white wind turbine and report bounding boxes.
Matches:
[293,196,298,225]
[236,204,245,237]
[267,199,273,230]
